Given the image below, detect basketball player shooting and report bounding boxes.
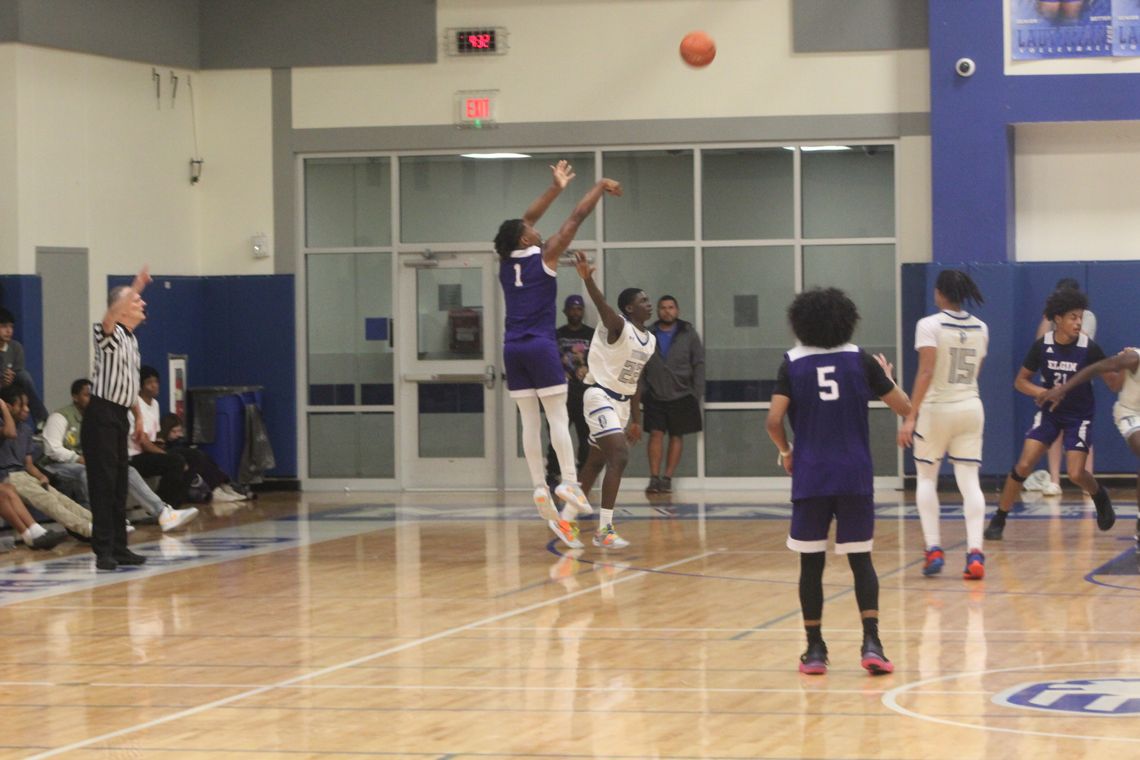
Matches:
[493,163,622,546]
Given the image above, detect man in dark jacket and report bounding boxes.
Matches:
[642,295,704,494]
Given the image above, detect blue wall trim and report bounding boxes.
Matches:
[929,0,1140,264]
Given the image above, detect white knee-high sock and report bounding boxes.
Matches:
[540,392,577,483]
[515,396,546,487]
[954,461,986,551]
[915,461,942,550]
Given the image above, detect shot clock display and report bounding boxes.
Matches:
[445,27,508,56]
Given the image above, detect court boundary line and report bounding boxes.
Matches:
[25,549,719,759]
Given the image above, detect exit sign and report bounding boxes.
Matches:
[455,90,498,129]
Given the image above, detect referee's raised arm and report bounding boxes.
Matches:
[101,265,151,335]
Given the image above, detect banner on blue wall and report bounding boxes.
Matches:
[1116,0,1140,54]
[1011,0,1113,58]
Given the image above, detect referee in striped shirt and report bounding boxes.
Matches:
[82,267,151,571]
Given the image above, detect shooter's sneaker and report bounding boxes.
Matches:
[860,637,894,675]
[592,524,630,549]
[963,549,985,580]
[1041,481,1063,497]
[548,518,584,549]
[922,546,945,576]
[1093,486,1116,531]
[555,482,594,518]
[532,485,558,521]
[798,640,829,675]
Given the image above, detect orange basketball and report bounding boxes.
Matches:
[680,31,716,67]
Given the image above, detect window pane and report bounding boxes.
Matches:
[702,149,793,240]
[603,151,694,241]
[802,146,894,238]
[705,410,785,477]
[399,153,595,243]
[416,268,483,361]
[307,253,394,406]
[621,434,697,479]
[870,407,899,476]
[803,245,896,365]
[309,412,394,478]
[603,248,695,328]
[419,384,484,458]
[305,158,391,247]
[703,246,794,402]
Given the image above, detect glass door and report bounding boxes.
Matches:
[397,252,502,488]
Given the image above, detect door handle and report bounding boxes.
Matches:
[484,364,496,390]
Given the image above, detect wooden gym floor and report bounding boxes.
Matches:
[0,485,1137,759]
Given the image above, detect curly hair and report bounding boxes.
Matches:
[1044,288,1088,321]
[787,287,860,349]
[935,269,984,307]
[493,219,525,259]
[0,383,25,406]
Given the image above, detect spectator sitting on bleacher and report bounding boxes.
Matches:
[0,384,91,541]
[41,378,199,532]
[0,308,48,425]
[129,366,190,508]
[0,407,64,550]
[159,413,250,502]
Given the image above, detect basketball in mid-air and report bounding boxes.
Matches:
[680,31,716,67]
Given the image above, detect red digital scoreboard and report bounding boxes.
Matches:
[446,27,507,57]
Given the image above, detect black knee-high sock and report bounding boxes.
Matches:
[799,552,826,641]
[847,552,880,637]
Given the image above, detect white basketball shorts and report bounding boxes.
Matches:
[913,398,984,465]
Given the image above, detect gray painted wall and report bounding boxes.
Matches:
[0,0,17,42]
[199,0,436,69]
[2,0,435,70]
[17,0,200,69]
[794,0,928,53]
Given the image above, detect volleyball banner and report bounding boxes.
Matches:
[1011,0,1113,59]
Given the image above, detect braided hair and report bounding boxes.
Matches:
[934,269,984,308]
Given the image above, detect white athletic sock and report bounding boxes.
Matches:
[515,396,547,487]
[954,461,986,550]
[600,508,614,529]
[540,392,577,482]
[23,524,46,545]
[915,461,941,549]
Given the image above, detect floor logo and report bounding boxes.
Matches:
[995,678,1140,715]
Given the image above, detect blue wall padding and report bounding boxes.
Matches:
[902,262,1138,477]
[109,274,297,477]
[0,276,44,393]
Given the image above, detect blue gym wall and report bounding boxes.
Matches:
[107,274,297,478]
[901,262,1138,477]
[0,276,43,389]
[930,1,1140,263]
[918,2,1140,476]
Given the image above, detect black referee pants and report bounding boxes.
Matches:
[82,395,130,559]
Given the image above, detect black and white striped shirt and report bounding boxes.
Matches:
[91,322,140,408]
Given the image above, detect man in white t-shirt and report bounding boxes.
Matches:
[128,366,189,508]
